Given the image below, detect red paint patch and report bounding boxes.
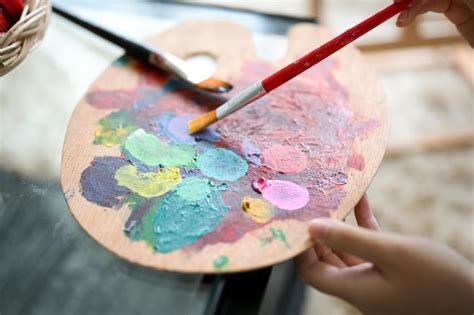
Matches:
[347,153,365,171]
[262,145,307,173]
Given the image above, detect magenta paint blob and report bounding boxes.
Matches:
[252,178,309,210]
[262,145,307,173]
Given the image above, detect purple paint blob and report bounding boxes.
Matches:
[167,115,196,144]
[252,178,309,211]
[167,114,221,145]
[80,156,130,208]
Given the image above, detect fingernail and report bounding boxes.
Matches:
[309,219,333,240]
[397,10,408,25]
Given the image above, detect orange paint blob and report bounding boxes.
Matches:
[241,197,273,224]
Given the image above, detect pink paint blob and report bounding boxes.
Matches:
[252,178,309,211]
[262,145,307,173]
[347,153,365,171]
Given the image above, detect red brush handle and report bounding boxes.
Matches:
[262,0,413,92]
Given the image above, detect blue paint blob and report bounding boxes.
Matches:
[197,148,248,181]
[80,156,130,207]
[153,179,229,253]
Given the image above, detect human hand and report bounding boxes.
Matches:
[395,0,474,46]
[296,194,474,315]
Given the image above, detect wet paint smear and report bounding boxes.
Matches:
[262,145,307,173]
[123,129,197,168]
[213,255,229,270]
[94,110,138,147]
[80,156,130,208]
[115,165,181,198]
[252,178,309,211]
[152,180,230,253]
[241,196,273,224]
[197,148,248,181]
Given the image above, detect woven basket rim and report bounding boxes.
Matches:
[0,0,51,76]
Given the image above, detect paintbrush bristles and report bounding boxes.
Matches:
[188,110,217,134]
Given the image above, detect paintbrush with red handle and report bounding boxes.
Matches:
[188,0,413,134]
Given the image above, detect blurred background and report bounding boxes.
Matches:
[1,1,472,314]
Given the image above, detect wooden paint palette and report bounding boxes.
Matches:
[61,21,388,273]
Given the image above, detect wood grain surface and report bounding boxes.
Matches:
[61,21,388,273]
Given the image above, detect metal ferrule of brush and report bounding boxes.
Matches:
[216,82,266,120]
[148,51,189,80]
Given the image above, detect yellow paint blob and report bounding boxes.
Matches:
[241,197,273,224]
[115,165,181,198]
[95,127,130,147]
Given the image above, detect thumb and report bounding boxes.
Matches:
[309,218,394,267]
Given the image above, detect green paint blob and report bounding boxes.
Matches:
[123,129,197,167]
[169,144,198,167]
[213,255,229,270]
[153,180,230,253]
[260,228,291,249]
[128,199,160,247]
[196,148,248,181]
[94,110,138,147]
[115,165,181,198]
[121,193,147,211]
[271,227,291,249]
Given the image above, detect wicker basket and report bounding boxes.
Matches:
[0,0,51,76]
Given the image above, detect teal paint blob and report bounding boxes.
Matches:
[196,148,248,181]
[176,177,212,202]
[153,180,230,253]
[123,129,197,167]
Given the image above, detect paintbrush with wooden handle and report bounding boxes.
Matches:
[52,4,232,94]
[188,0,413,133]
